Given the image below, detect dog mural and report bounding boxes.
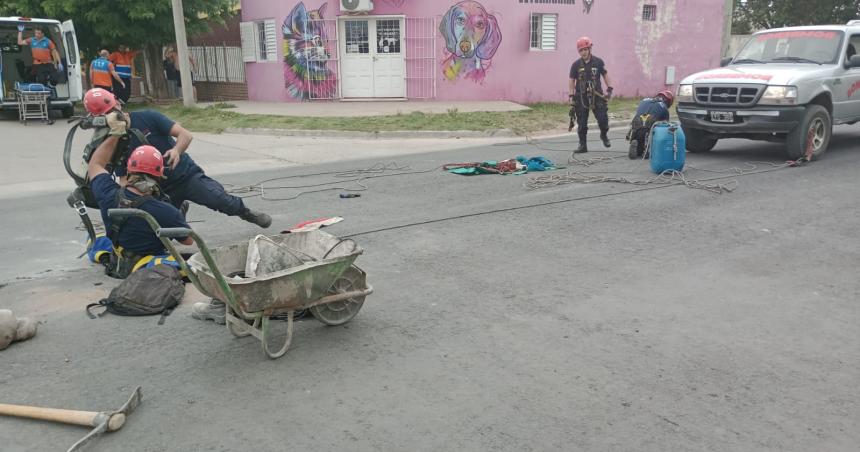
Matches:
[283,2,336,99]
[439,1,502,83]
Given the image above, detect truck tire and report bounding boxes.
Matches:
[786,104,831,161]
[61,106,75,118]
[684,128,717,153]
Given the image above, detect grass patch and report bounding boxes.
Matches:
[127,97,642,135]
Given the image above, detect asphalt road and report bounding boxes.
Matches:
[0,121,858,451]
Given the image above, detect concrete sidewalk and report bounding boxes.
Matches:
[198,100,531,117]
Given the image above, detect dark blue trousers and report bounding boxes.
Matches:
[164,165,246,216]
[575,96,609,142]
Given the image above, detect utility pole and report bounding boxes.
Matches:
[171,0,195,107]
[721,0,734,58]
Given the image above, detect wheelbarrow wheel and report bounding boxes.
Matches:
[310,266,366,326]
[261,312,294,359]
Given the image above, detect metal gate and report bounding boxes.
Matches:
[405,17,436,99]
[304,18,339,100]
[189,44,246,83]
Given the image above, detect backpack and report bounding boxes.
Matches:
[86,265,185,324]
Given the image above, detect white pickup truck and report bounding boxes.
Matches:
[676,22,860,160]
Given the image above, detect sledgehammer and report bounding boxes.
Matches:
[0,386,141,452]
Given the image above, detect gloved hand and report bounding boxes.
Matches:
[605,87,614,101]
[106,111,128,136]
[17,24,25,32]
[57,62,64,72]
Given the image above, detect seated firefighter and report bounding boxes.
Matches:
[627,90,674,159]
[87,119,193,278]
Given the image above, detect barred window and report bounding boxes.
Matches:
[643,4,657,21]
[529,13,557,51]
[240,19,277,62]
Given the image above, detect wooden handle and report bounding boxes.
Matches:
[0,403,100,428]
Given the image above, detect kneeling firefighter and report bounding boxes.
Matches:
[87,139,193,279]
[626,90,674,159]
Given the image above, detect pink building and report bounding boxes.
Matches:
[239,0,729,103]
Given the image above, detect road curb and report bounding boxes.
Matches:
[223,127,518,139]
[524,120,630,140]
[223,119,630,140]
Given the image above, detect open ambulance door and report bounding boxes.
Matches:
[61,20,82,102]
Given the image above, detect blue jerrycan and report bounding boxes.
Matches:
[649,122,686,174]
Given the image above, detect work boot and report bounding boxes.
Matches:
[575,142,588,154]
[628,140,639,159]
[240,209,272,228]
[191,299,226,325]
[601,133,611,148]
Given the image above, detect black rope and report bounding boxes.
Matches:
[343,162,795,239]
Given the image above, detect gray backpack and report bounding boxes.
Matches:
[86,265,185,324]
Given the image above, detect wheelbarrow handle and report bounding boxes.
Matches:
[157,227,192,239]
[108,208,147,220]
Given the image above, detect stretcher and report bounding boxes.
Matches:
[15,82,53,124]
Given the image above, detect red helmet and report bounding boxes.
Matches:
[126,146,164,178]
[657,90,675,107]
[576,37,593,52]
[83,88,118,116]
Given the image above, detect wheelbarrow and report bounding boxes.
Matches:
[108,209,373,359]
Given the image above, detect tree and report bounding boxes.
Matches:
[734,0,860,34]
[0,0,237,98]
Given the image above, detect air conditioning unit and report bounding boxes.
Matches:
[341,0,374,13]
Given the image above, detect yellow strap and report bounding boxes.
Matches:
[131,255,155,273]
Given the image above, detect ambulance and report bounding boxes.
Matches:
[0,17,82,117]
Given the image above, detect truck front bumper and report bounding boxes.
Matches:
[677,104,806,136]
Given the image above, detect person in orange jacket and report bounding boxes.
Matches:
[109,44,138,103]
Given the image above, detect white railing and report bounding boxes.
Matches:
[188,45,246,83]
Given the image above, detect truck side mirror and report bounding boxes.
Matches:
[720,57,733,67]
[850,55,860,68]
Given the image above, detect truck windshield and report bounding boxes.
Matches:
[735,30,845,65]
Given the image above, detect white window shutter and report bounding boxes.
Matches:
[264,19,278,61]
[240,21,258,62]
[541,15,557,50]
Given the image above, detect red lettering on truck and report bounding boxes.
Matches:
[696,73,774,81]
[756,31,839,41]
[849,80,860,98]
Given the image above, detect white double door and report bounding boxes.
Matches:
[340,17,406,98]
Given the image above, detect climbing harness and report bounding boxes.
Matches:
[63,116,149,249]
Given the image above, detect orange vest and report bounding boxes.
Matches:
[28,37,55,65]
[91,58,114,87]
[110,51,138,78]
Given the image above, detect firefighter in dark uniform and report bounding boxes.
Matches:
[568,36,614,153]
[627,90,674,159]
[81,88,272,229]
[88,140,192,277]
